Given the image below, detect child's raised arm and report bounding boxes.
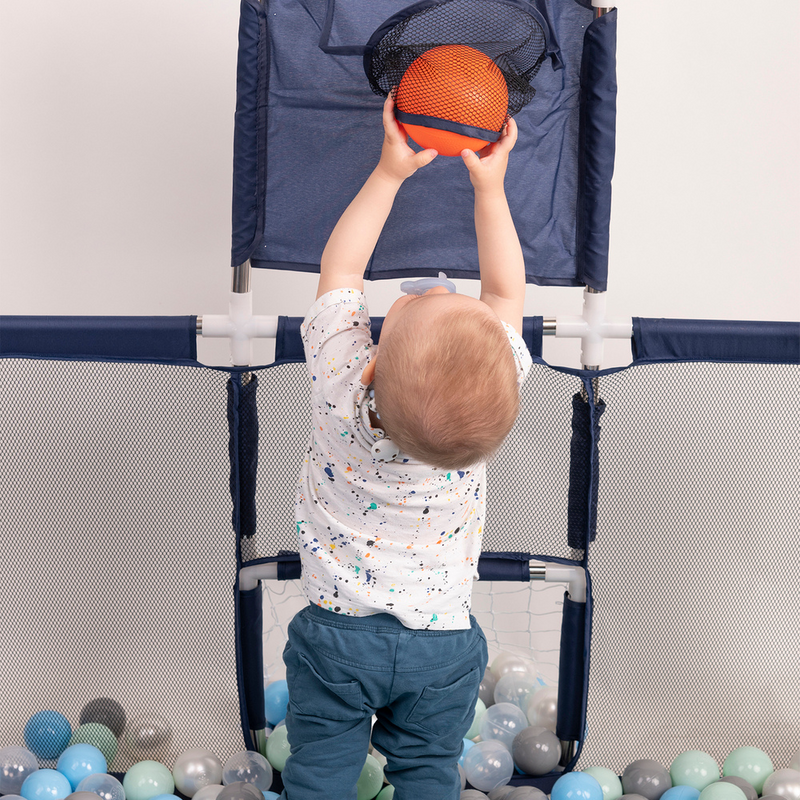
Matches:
[461,117,525,334]
[316,96,438,299]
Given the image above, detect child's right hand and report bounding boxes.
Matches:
[461,116,518,195]
[374,95,438,184]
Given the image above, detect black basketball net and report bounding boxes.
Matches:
[365,0,548,116]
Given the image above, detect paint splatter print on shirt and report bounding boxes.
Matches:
[295,288,532,630]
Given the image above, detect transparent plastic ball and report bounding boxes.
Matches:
[222,751,272,792]
[489,652,537,681]
[463,740,514,793]
[479,703,529,751]
[493,673,539,710]
[76,772,125,800]
[0,747,40,795]
[172,750,223,797]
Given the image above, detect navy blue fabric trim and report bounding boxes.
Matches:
[632,318,800,365]
[394,111,502,141]
[231,0,268,267]
[575,10,616,292]
[477,553,531,581]
[0,316,196,360]
[238,584,266,730]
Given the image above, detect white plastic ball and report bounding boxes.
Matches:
[193,784,224,800]
[463,740,514,793]
[761,769,800,800]
[172,750,223,797]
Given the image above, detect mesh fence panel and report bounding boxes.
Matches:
[581,362,800,771]
[0,358,243,772]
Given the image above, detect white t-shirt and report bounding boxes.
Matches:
[295,288,532,630]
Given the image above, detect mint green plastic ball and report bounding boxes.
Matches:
[722,748,773,795]
[356,754,384,800]
[123,761,175,800]
[466,697,486,740]
[671,751,719,791]
[583,766,624,800]
[68,725,117,767]
[265,727,290,772]
[697,781,746,800]
[375,786,395,800]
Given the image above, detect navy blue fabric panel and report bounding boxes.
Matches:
[242,0,606,287]
[567,393,605,549]
[556,588,590,742]
[275,315,542,362]
[0,316,196,360]
[239,585,267,730]
[576,10,616,291]
[477,553,531,582]
[632,318,800,364]
[231,0,268,267]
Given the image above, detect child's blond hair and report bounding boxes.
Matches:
[373,304,520,470]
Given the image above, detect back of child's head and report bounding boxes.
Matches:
[373,302,520,470]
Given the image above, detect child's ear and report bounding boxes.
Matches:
[361,356,377,385]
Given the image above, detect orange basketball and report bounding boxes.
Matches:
[395,44,508,157]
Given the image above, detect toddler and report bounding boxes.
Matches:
[279,96,532,800]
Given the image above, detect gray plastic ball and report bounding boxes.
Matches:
[620,794,651,800]
[67,793,103,800]
[173,749,224,797]
[462,791,490,800]
[488,788,517,800]
[622,761,672,800]
[480,670,499,708]
[216,782,263,800]
[511,726,560,777]
[719,776,757,800]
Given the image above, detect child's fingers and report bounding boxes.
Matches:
[495,116,518,154]
[461,148,481,169]
[415,148,438,168]
[382,94,403,140]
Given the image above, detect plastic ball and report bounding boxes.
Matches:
[479,670,499,708]
[215,782,262,800]
[2,795,26,800]
[122,761,175,800]
[621,760,672,800]
[395,45,509,157]
[150,795,181,800]
[466,698,487,740]
[263,793,280,800]
[222,751,272,792]
[265,726,290,772]
[66,793,102,800]
[462,791,491,799]
[76,772,125,800]
[356,754,384,800]
[124,718,172,755]
[263,680,289,727]
[20,769,72,800]
[25,712,72,760]
[463,740,514,793]
[1,746,40,795]
[718,777,756,800]
[511,726,559,776]
[172,750,223,797]
[480,702,529,750]
[376,786,395,799]
[697,783,746,800]
[670,751,719,792]
[792,752,800,772]
[551,772,605,800]
[525,686,557,732]
[761,769,800,800]
[660,787,700,800]
[490,653,536,680]
[722,748,774,795]
[79,699,126,738]
[460,739,476,766]
[56,745,106,791]
[192,784,224,800]
[494,674,538,710]
[486,788,515,800]
[506,788,548,800]
[582,767,624,800]
[67,726,116,768]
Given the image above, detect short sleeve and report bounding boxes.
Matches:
[502,321,534,386]
[301,288,374,392]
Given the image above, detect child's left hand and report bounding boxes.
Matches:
[374,95,438,184]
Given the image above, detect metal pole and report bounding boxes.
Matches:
[232,260,252,293]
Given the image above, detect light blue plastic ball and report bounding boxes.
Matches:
[262,793,280,800]
[56,744,106,791]
[552,772,605,800]
[150,794,181,800]
[25,712,72,760]
[20,769,72,800]
[662,787,702,800]
[263,681,289,726]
